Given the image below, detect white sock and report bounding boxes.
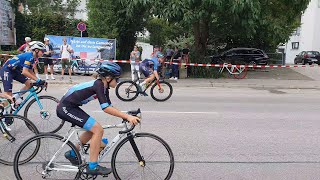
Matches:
[45,74,49,79]
[13,94,20,100]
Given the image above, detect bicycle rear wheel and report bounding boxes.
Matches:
[111,133,174,180]
[0,114,39,165]
[150,81,173,101]
[14,133,81,180]
[115,80,139,101]
[23,95,64,133]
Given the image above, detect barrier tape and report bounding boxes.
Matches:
[0,53,318,68]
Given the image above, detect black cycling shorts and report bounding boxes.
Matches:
[56,102,96,131]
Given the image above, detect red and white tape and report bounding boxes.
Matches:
[0,53,318,68]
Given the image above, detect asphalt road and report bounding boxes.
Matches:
[2,84,320,180]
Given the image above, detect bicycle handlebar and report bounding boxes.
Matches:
[119,108,141,134]
[31,82,48,94]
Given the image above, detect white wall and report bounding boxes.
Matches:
[136,42,153,60]
[285,0,320,64]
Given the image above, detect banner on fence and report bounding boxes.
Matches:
[0,0,15,45]
[45,35,116,61]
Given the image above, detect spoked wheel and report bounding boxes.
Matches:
[116,80,139,101]
[14,134,81,180]
[0,114,39,165]
[111,133,174,180]
[232,66,248,79]
[150,81,173,101]
[23,96,64,133]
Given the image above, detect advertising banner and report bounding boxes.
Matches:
[0,0,15,45]
[45,35,116,61]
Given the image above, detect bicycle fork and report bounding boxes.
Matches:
[127,134,145,167]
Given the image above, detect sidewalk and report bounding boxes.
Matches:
[39,74,320,89]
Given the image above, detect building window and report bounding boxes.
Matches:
[292,42,299,49]
[319,0,320,8]
[292,27,301,36]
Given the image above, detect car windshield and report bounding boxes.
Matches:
[307,51,320,55]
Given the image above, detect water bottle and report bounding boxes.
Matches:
[100,138,108,151]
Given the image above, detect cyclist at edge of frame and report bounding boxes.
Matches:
[56,61,140,176]
[0,41,47,105]
[138,53,165,96]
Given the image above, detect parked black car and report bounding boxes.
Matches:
[210,48,269,65]
[294,51,320,65]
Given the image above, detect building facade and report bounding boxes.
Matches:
[285,0,320,64]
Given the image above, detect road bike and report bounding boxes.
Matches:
[14,109,175,180]
[10,83,62,133]
[0,98,39,165]
[116,69,173,102]
[218,63,248,79]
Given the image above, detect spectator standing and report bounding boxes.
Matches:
[169,46,182,80]
[182,43,190,77]
[43,37,55,80]
[60,38,74,82]
[18,37,31,53]
[130,45,141,81]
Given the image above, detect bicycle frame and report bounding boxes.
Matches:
[43,122,133,173]
[219,63,246,75]
[12,87,43,115]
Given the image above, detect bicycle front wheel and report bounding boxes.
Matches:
[150,81,173,101]
[0,114,39,165]
[232,66,248,79]
[111,133,174,180]
[14,133,81,180]
[24,95,64,133]
[115,80,139,101]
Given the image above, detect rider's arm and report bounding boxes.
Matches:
[94,80,139,124]
[22,58,38,80]
[22,68,38,81]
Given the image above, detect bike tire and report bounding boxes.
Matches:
[0,114,40,165]
[111,133,174,180]
[14,133,81,180]
[23,95,64,133]
[232,67,248,79]
[115,80,139,101]
[150,81,173,102]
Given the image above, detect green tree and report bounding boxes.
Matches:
[87,0,148,59]
[145,17,184,47]
[124,0,309,59]
[17,0,80,18]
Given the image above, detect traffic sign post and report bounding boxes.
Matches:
[77,22,87,37]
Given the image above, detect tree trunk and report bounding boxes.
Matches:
[193,19,209,62]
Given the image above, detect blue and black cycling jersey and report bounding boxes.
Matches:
[141,57,160,71]
[3,52,35,71]
[61,79,112,110]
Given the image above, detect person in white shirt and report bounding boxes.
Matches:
[60,38,74,81]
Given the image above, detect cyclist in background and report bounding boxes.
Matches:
[138,53,165,96]
[0,41,47,102]
[57,62,140,176]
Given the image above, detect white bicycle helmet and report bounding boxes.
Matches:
[44,37,50,41]
[25,37,31,42]
[29,41,46,51]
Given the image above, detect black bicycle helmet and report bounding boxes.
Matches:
[96,62,122,77]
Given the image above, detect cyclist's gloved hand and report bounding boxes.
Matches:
[35,79,46,86]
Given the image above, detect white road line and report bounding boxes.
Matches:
[92,110,218,114]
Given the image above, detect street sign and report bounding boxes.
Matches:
[77,22,86,32]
